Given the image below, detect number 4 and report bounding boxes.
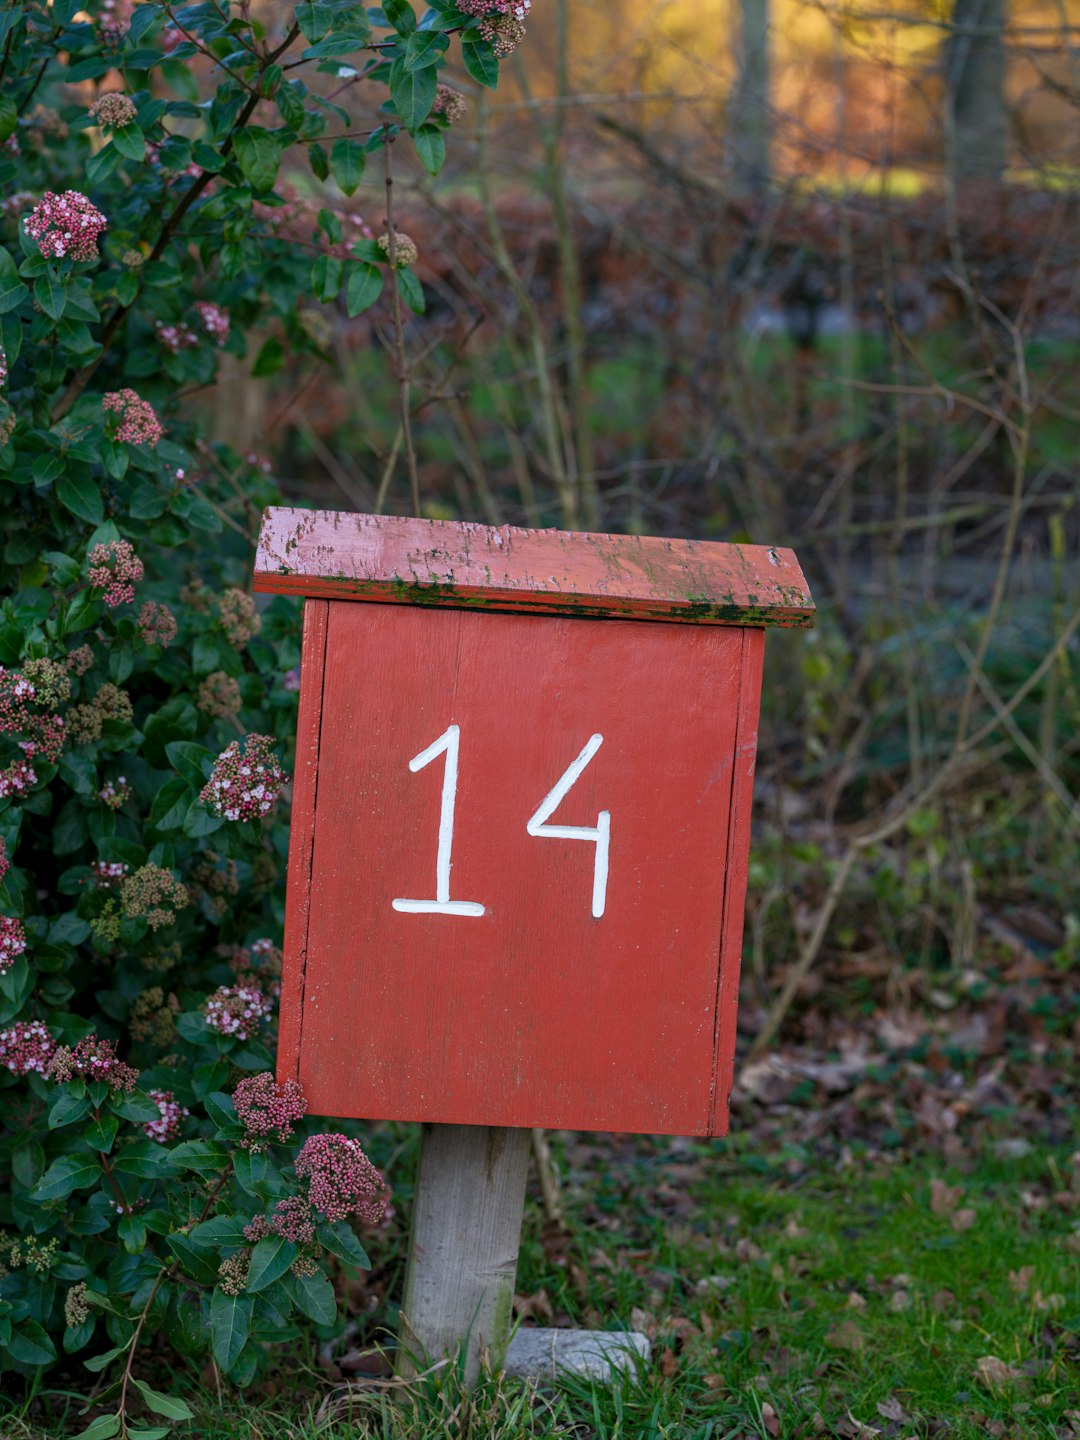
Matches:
[527,733,610,919]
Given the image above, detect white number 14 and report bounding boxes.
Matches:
[392,726,610,920]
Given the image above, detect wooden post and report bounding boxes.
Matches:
[397,1124,532,1387]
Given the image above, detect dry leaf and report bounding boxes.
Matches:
[736,1237,763,1262]
[930,1178,963,1215]
[847,1291,868,1310]
[826,1318,865,1352]
[876,1395,908,1422]
[761,1401,781,1437]
[513,1289,554,1323]
[974,1355,1025,1391]
[930,1288,955,1312]
[703,1371,726,1393]
[659,1346,678,1377]
[889,1289,911,1312]
[951,1207,976,1232]
[695,1274,736,1295]
[1007,1266,1034,1295]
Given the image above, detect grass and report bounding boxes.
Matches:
[11,1128,1078,1439]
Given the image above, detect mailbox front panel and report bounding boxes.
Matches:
[279,599,763,1135]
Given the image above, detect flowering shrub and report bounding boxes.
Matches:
[0,0,519,1420]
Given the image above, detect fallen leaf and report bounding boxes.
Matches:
[513,1289,554,1323]
[889,1289,911,1312]
[1007,1266,1034,1295]
[974,1355,1025,1392]
[876,1395,908,1422]
[930,1178,963,1215]
[951,1207,976,1232]
[703,1371,726,1393]
[847,1291,867,1310]
[826,1318,865,1352]
[659,1346,678,1377]
[761,1401,781,1437]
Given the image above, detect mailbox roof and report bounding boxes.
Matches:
[254,507,814,627]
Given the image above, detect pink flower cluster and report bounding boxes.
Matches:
[432,85,468,125]
[268,1195,316,1245]
[203,982,272,1041]
[0,666,66,763]
[144,1088,189,1143]
[47,1034,140,1093]
[102,389,164,447]
[199,735,287,822]
[233,1072,307,1149]
[24,191,107,262]
[196,302,230,344]
[0,1020,55,1076]
[0,916,27,974]
[99,777,131,809]
[136,600,177,647]
[0,760,36,799]
[87,539,144,607]
[295,1133,389,1225]
[0,836,8,882]
[0,342,7,386]
[90,860,128,887]
[156,321,197,354]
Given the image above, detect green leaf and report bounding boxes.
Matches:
[31,1153,101,1202]
[311,255,343,304]
[128,1430,172,1440]
[8,1320,57,1366]
[389,55,437,128]
[0,276,29,315]
[187,1213,251,1248]
[252,337,284,377]
[85,1114,120,1153]
[118,1213,147,1253]
[413,123,446,176]
[56,472,105,525]
[346,262,383,316]
[289,1268,337,1325]
[330,137,365,196]
[276,81,306,131]
[131,1378,194,1421]
[245,1235,297,1292]
[167,1139,229,1174]
[0,93,16,143]
[149,777,191,832]
[233,1147,268,1196]
[83,1343,127,1374]
[112,123,146,162]
[383,0,416,33]
[49,1088,92,1129]
[233,127,283,192]
[209,1289,252,1371]
[403,27,447,70]
[34,272,66,320]
[71,1415,120,1440]
[309,141,329,180]
[461,34,499,88]
[85,142,122,185]
[166,1233,221,1285]
[128,5,160,43]
[295,0,333,42]
[204,1091,237,1128]
[396,265,425,314]
[110,1088,162,1123]
[165,740,212,787]
[318,1219,370,1269]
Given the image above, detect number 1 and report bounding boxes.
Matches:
[392,724,486,917]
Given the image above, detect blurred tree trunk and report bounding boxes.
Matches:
[945,0,1007,182]
[729,0,771,192]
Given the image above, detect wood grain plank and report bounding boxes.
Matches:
[275,598,328,1087]
[707,626,765,1136]
[253,507,814,628]
[397,1124,531,1386]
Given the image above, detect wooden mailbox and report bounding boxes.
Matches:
[254,506,813,1378]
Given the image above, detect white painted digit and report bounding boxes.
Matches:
[527,733,610,919]
[392,724,486,917]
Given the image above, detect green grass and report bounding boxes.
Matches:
[11,1131,1078,1438]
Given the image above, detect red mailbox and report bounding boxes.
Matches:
[254,509,813,1137]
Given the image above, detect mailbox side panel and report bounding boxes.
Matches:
[708,626,764,1135]
[276,598,328,1085]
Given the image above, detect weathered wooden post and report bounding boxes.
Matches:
[253,508,814,1386]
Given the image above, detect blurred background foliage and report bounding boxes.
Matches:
[192,0,1079,1049]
